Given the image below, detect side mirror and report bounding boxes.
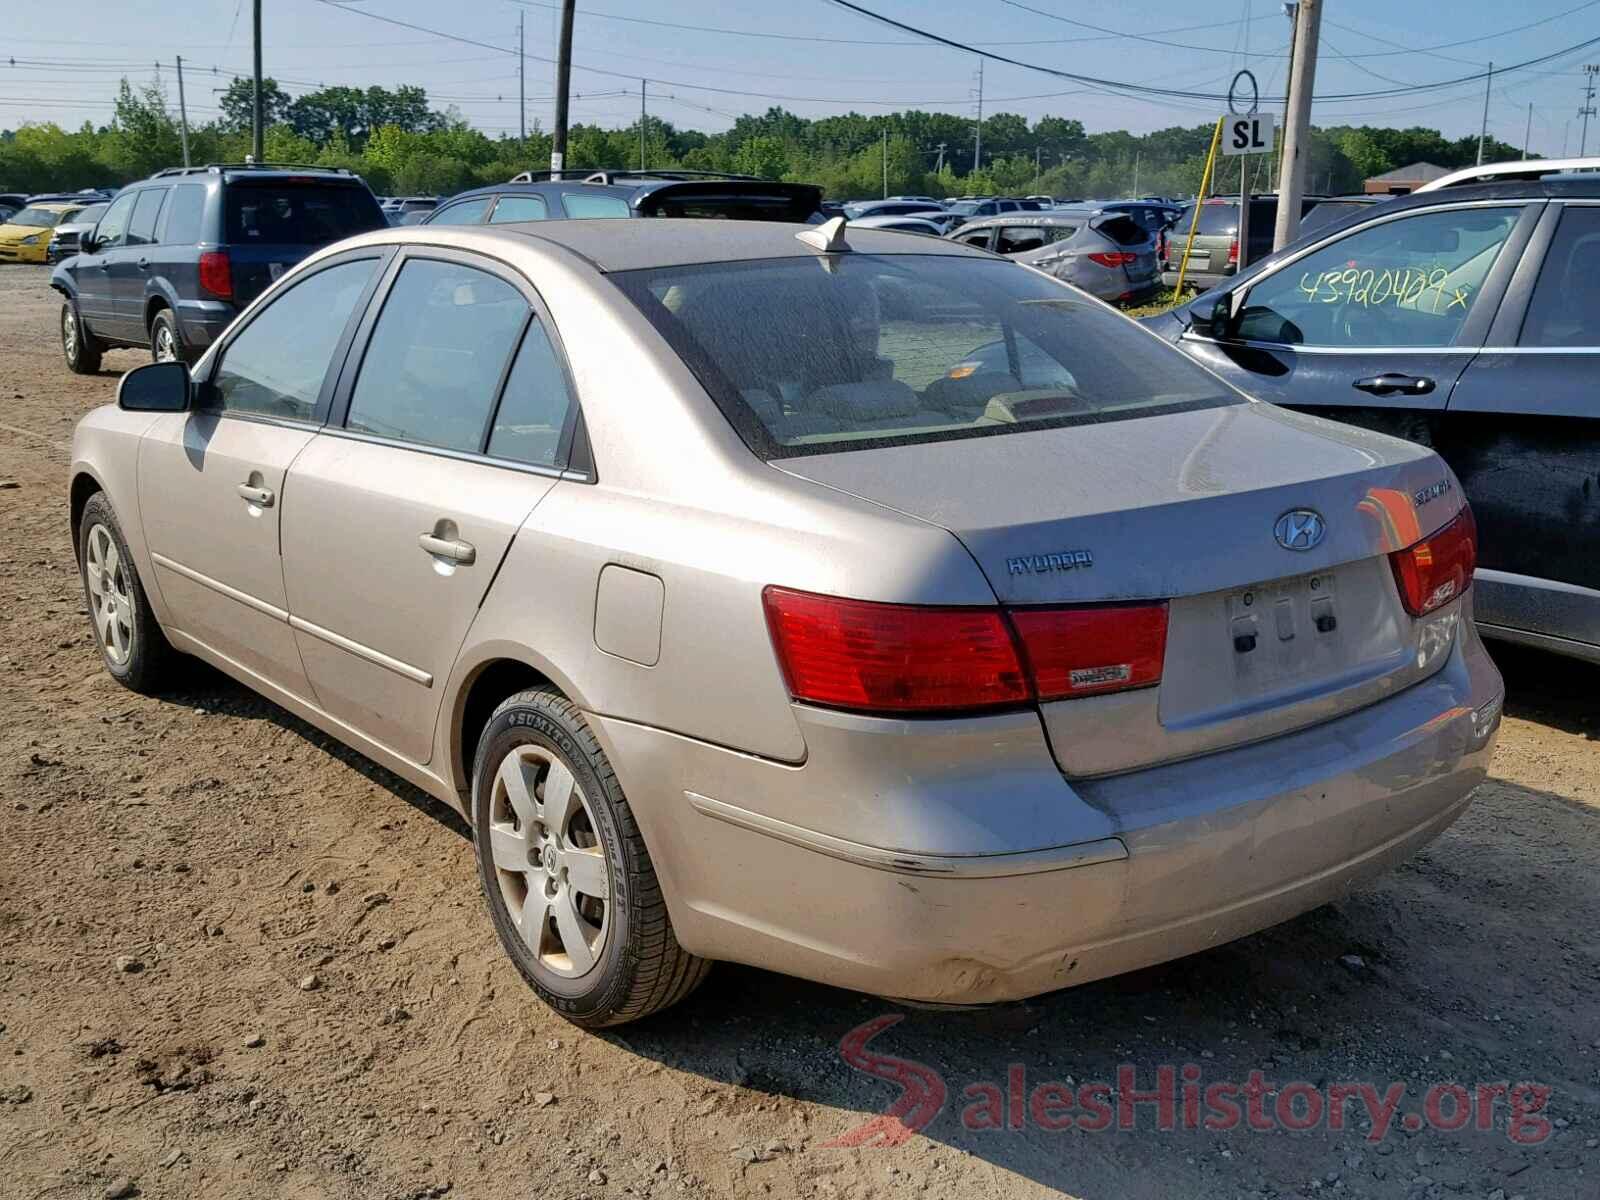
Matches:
[79,230,99,255]
[117,360,191,412]
[1201,293,1236,340]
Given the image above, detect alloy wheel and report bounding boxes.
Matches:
[488,743,611,978]
[62,308,78,362]
[153,322,177,363]
[84,523,134,666]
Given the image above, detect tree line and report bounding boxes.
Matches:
[0,75,1526,200]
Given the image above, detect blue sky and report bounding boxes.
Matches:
[4,0,1597,152]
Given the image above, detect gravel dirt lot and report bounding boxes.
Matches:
[0,262,1597,1200]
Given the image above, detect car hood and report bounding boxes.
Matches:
[0,223,46,244]
[772,400,1454,605]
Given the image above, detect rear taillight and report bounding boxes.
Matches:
[1009,603,1168,699]
[198,250,233,300]
[1087,250,1138,268]
[1389,506,1477,617]
[1227,237,1239,265]
[762,587,1166,715]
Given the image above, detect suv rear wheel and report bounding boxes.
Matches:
[61,300,103,375]
[150,308,186,364]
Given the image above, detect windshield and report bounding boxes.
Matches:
[9,206,73,228]
[612,253,1237,460]
[225,184,384,243]
[68,204,107,225]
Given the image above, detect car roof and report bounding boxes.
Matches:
[957,211,1094,228]
[338,217,994,273]
[1415,156,1600,192]
[847,214,945,230]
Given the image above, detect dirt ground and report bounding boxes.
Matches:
[0,262,1596,1200]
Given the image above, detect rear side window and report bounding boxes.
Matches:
[345,259,529,453]
[486,319,576,467]
[211,258,378,420]
[490,194,548,223]
[430,197,492,225]
[561,193,631,219]
[126,188,168,246]
[612,254,1235,459]
[1096,217,1146,247]
[159,184,207,245]
[995,226,1073,254]
[224,184,383,243]
[956,228,993,248]
[1518,206,1600,347]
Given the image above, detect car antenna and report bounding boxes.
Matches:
[796,215,850,254]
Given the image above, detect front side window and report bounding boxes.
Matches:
[613,253,1235,459]
[92,192,137,246]
[126,187,168,246]
[1235,206,1522,348]
[956,228,993,248]
[1518,207,1600,347]
[490,194,548,223]
[345,259,529,453]
[561,193,631,219]
[429,197,492,225]
[211,258,377,420]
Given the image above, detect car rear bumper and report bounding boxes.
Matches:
[174,298,236,347]
[591,615,1502,1004]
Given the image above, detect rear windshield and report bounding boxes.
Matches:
[611,253,1237,460]
[1097,215,1147,247]
[1189,203,1239,236]
[224,184,384,243]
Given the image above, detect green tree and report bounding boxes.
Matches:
[218,76,294,133]
[732,134,790,179]
[108,78,182,178]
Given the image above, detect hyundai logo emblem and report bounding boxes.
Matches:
[1274,509,1326,551]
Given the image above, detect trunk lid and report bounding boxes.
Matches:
[776,402,1465,775]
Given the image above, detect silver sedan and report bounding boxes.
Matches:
[70,216,1502,1026]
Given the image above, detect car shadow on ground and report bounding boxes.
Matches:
[156,656,472,841]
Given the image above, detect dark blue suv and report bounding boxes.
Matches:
[423,169,821,227]
[51,163,386,373]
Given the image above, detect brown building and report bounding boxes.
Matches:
[1363,162,1452,195]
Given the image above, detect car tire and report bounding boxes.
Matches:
[471,686,710,1028]
[149,308,187,365]
[77,492,178,694]
[61,300,102,375]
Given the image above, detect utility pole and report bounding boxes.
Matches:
[1133,149,1140,196]
[882,127,888,198]
[934,142,946,174]
[1582,65,1599,156]
[1034,145,1042,192]
[175,56,191,168]
[1524,103,1533,158]
[518,11,525,144]
[551,0,576,175]
[1477,62,1493,165]
[1275,3,1298,193]
[973,60,983,175]
[1273,0,1320,251]
[640,79,647,170]
[251,0,264,162]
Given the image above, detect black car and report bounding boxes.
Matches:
[424,169,821,226]
[1143,174,1600,663]
[51,163,386,372]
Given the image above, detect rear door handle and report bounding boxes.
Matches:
[1353,373,1435,397]
[236,483,274,507]
[418,533,476,565]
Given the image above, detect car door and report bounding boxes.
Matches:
[111,186,169,341]
[1443,200,1600,649]
[1179,201,1541,437]
[73,190,136,338]
[279,250,570,764]
[136,250,389,696]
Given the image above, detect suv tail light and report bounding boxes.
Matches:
[762,587,1166,715]
[1227,237,1240,265]
[1086,250,1138,268]
[198,250,233,300]
[1389,506,1477,617]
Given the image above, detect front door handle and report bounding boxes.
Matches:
[1353,372,1435,397]
[418,533,476,565]
[236,482,274,507]
[136,257,150,269]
